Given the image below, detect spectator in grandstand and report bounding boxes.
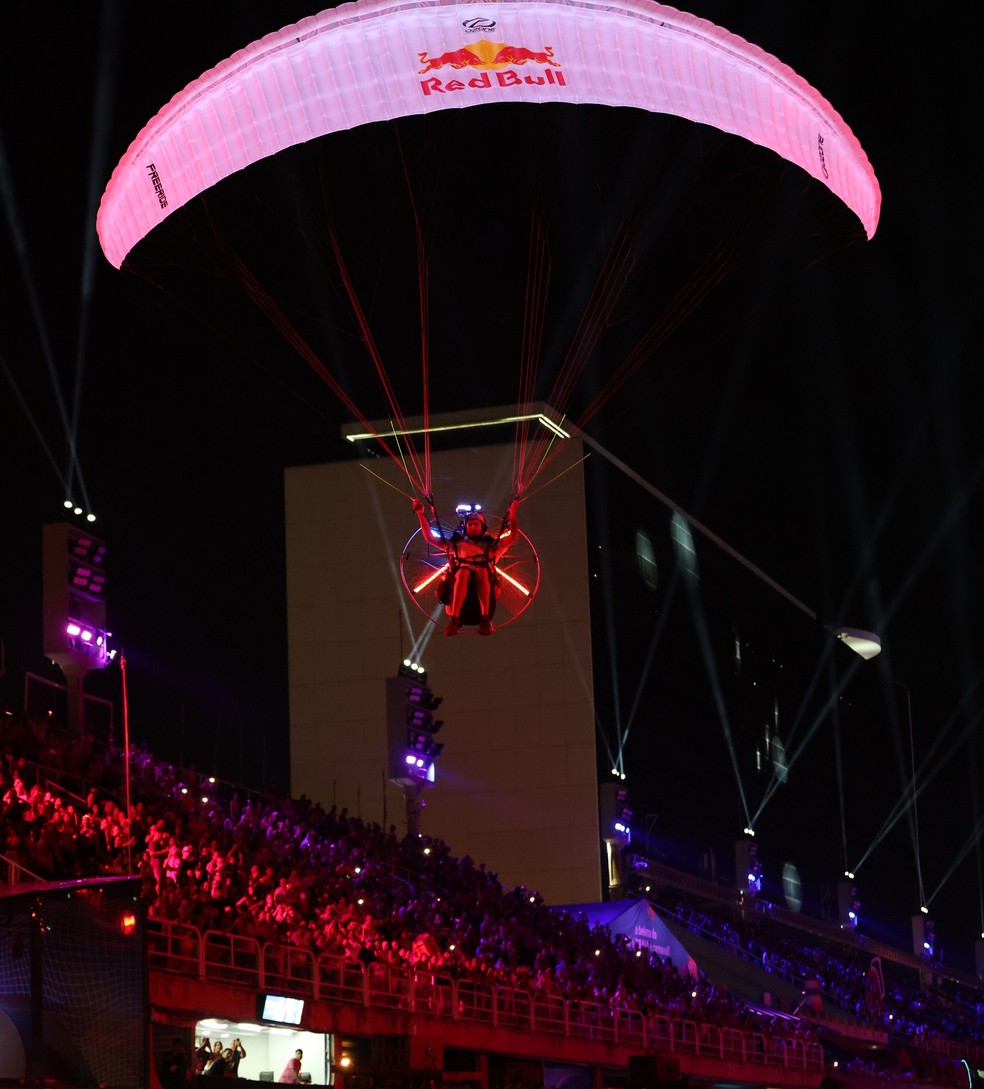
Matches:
[278,1049,303,1083]
[4,732,984,1054]
[227,1039,247,1077]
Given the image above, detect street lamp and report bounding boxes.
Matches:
[834,627,882,660]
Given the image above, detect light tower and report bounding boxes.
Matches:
[599,781,632,898]
[42,523,112,737]
[386,662,444,836]
[837,880,861,932]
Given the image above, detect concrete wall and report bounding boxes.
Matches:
[285,438,600,904]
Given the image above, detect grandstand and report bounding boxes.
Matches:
[2,716,983,1089]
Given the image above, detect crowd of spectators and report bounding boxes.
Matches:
[126,747,774,1035]
[664,900,984,1046]
[2,703,982,1079]
[1,708,774,1031]
[669,901,876,1009]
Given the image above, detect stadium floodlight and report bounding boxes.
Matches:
[835,627,881,660]
[387,673,445,788]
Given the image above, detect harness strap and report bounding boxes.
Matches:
[451,537,493,568]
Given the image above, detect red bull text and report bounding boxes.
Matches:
[420,68,567,94]
[417,39,566,96]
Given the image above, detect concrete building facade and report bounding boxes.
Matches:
[285,432,601,904]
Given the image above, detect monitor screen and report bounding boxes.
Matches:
[259,994,304,1025]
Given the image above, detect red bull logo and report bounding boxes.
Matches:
[417,38,566,96]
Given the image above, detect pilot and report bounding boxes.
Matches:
[413,498,520,635]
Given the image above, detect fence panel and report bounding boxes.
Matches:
[614,1008,646,1047]
[366,962,410,1011]
[644,1012,673,1050]
[262,942,314,997]
[720,1028,746,1063]
[805,1042,824,1072]
[411,972,455,1020]
[316,954,367,1005]
[495,986,532,1030]
[532,992,567,1036]
[671,1018,698,1055]
[457,980,495,1025]
[568,1001,616,1044]
[148,918,200,977]
[203,930,261,988]
[697,1022,722,1058]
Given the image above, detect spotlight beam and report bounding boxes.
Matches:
[925,810,984,906]
[0,136,89,505]
[0,350,70,494]
[863,453,984,649]
[852,683,984,872]
[590,472,625,774]
[751,653,865,825]
[366,474,435,664]
[681,575,753,830]
[619,575,681,754]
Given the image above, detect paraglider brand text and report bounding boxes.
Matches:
[420,69,567,95]
[145,163,168,208]
[817,134,828,180]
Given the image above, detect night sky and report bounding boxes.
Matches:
[2,4,982,971]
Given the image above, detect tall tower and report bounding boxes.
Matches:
[285,410,600,904]
[42,523,111,736]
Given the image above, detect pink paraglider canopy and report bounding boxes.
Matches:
[97,0,880,269]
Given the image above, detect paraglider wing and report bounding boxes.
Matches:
[97,0,880,269]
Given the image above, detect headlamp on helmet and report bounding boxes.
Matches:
[456,502,487,532]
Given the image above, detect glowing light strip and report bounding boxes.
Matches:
[413,563,449,594]
[345,412,569,443]
[497,568,530,596]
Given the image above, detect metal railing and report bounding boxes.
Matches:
[147,915,824,1072]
